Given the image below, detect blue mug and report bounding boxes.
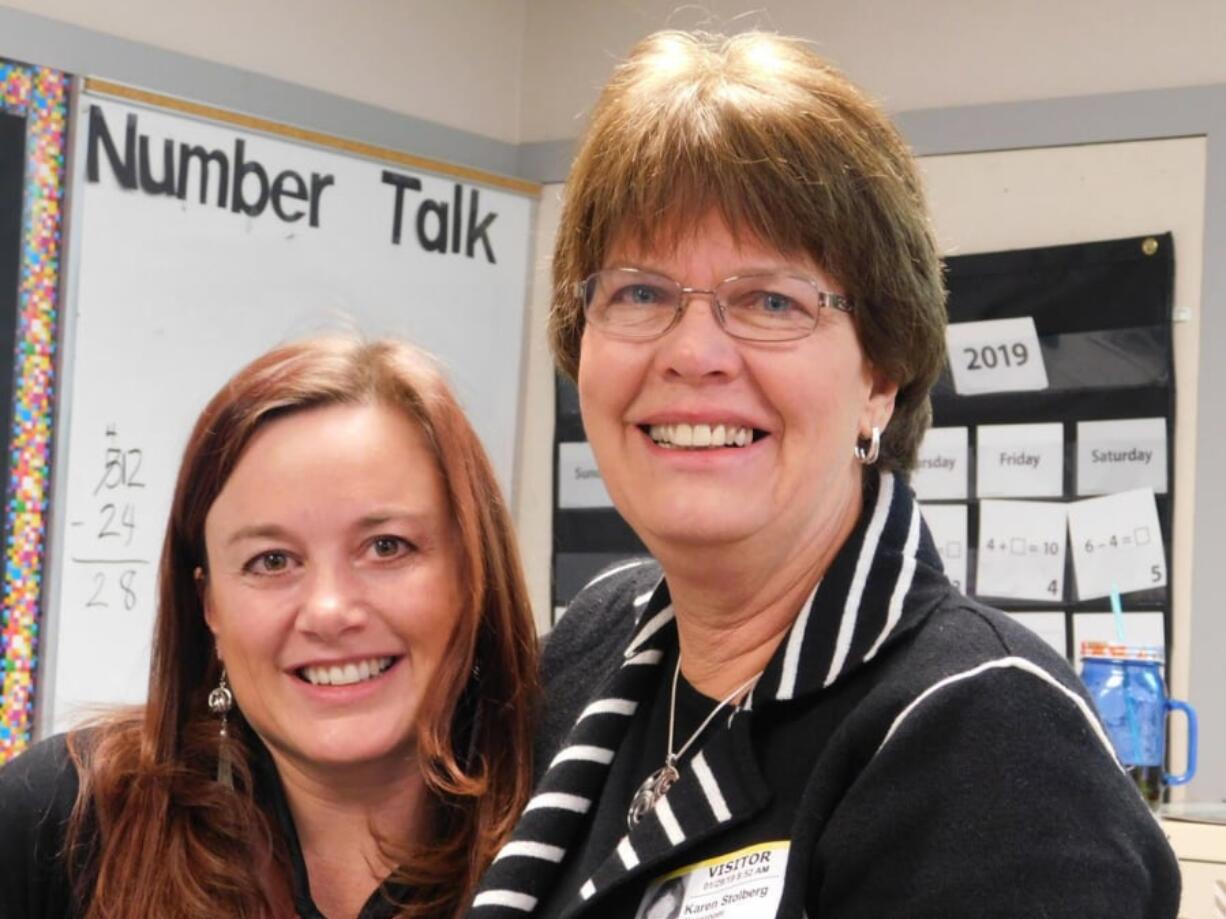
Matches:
[1080,642,1197,806]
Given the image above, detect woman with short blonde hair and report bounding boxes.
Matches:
[472,30,1178,919]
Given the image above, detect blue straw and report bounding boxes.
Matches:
[1110,585,1127,641]
[1111,585,1143,765]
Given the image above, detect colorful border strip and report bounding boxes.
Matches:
[0,60,68,763]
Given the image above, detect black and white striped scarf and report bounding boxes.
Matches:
[470,470,947,915]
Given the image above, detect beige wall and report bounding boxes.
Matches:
[520,0,1226,142]
[7,0,1226,146]
[0,0,529,143]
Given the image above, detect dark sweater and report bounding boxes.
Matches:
[0,731,410,918]
[470,471,1180,918]
[0,733,80,918]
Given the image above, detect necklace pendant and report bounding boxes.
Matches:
[627,762,680,829]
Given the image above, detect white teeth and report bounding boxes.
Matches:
[302,657,394,687]
[647,423,754,449]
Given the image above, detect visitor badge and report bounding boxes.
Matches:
[634,840,789,918]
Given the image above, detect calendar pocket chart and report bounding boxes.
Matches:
[928,234,1175,664]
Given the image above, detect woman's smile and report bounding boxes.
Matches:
[642,422,763,448]
[293,654,401,688]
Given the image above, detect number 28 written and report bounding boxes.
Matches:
[86,569,139,610]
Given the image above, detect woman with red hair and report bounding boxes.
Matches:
[0,336,538,918]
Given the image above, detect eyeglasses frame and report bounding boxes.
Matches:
[575,266,855,343]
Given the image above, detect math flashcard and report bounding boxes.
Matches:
[976,499,1068,602]
[1067,488,1166,599]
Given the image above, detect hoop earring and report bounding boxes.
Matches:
[854,426,881,466]
[208,669,235,789]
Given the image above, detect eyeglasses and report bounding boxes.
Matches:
[576,267,854,343]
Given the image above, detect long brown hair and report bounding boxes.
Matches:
[65,336,538,918]
[550,30,948,473]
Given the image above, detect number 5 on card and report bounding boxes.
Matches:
[945,317,1048,396]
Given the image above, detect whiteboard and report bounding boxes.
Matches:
[38,89,535,735]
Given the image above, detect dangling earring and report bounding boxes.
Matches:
[208,669,235,789]
[854,426,881,465]
[460,662,483,774]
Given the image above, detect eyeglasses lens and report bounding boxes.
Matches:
[584,270,680,338]
[582,270,825,342]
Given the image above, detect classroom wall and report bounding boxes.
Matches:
[0,0,528,144]
[8,0,1226,149]
[520,0,1226,142]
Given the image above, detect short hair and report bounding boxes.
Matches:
[550,30,947,472]
[69,336,537,918]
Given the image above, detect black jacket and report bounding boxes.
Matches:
[470,471,1180,918]
[0,731,410,918]
[0,733,79,918]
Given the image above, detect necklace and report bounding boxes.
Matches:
[627,658,762,830]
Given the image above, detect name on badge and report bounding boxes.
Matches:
[634,841,790,919]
